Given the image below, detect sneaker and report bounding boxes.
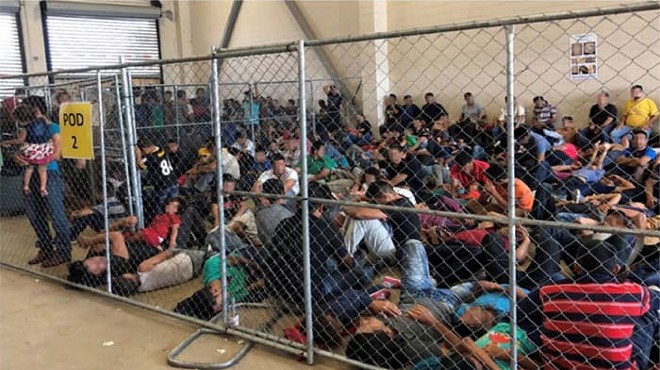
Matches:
[41,254,71,268]
[28,250,52,265]
[369,288,391,301]
[382,276,401,289]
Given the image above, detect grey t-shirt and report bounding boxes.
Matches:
[255,203,294,247]
[92,196,127,221]
[385,297,454,363]
[461,103,483,121]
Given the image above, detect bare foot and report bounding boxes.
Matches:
[23,186,30,195]
[40,188,48,197]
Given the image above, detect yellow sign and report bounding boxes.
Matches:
[60,102,93,159]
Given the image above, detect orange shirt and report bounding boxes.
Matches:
[496,178,534,212]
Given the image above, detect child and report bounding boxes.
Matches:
[77,197,184,253]
[1,105,53,196]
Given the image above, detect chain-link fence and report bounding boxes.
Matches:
[1,3,660,370]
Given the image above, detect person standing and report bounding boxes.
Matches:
[22,96,72,268]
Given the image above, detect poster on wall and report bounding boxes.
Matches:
[570,33,598,80]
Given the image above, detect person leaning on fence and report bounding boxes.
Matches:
[136,138,179,215]
[517,234,660,370]
[19,96,72,268]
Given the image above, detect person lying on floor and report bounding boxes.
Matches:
[172,250,265,320]
[110,248,206,296]
[68,183,127,241]
[77,197,183,252]
[67,230,162,288]
[345,235,500,369]
[172,225,266,320]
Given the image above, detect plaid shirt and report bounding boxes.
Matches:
[534,103,557,127]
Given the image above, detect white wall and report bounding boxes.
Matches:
[13,0,658,130]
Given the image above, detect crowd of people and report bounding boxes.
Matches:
[1,81,659,370]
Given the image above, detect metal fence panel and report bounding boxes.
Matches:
[1,4,659,370]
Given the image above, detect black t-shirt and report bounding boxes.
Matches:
[105,242,160,277]
[386,197,421,246]
[420,102,448,125]
[358,120,372,137]
[268,213,349,302]
[326,91,342,113]
[143,148,177,191]
[386,104,403,126]
[589,103,618,127]
[384,157,425,194]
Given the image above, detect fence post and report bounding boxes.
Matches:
[505,24,518,370]
[211,52,230,326]
[96,70,112,293]
[120,58,145,228]
[113,74,134,217]
[297,39,314,365]
[174,84,180,144]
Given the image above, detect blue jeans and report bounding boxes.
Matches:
[609,126,651,144]
[157,184,180,209]
[400,239,474,305]
[555,212,588,223]
[631,289,660,370]
[24,171,71,258]
[70,212,105,240]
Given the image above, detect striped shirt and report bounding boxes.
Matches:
[534,104,557,128]
[540,282,650,370]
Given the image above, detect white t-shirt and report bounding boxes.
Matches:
[498,105,526,122]
[361,184,416,205]
[138,252,193,292]
[257,167,300,195]
[221,148,241,180]
[231,140,256,157]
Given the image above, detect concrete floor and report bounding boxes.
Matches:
[0,214,352,370]
[0,268,350,370]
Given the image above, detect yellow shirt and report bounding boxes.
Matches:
[624,97,659,128]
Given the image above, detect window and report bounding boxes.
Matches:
[0,11,25,97]
[43,7,160,78]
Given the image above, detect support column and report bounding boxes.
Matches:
[358,0,389,133]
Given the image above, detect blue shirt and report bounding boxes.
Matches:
[625,146,657,161]
[456,284,529,319]
[529,131,552,155]
[47,122,61,173]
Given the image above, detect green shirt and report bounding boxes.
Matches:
[474,322,537,370]
[301,155,335,175]
[202,254,249,302]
